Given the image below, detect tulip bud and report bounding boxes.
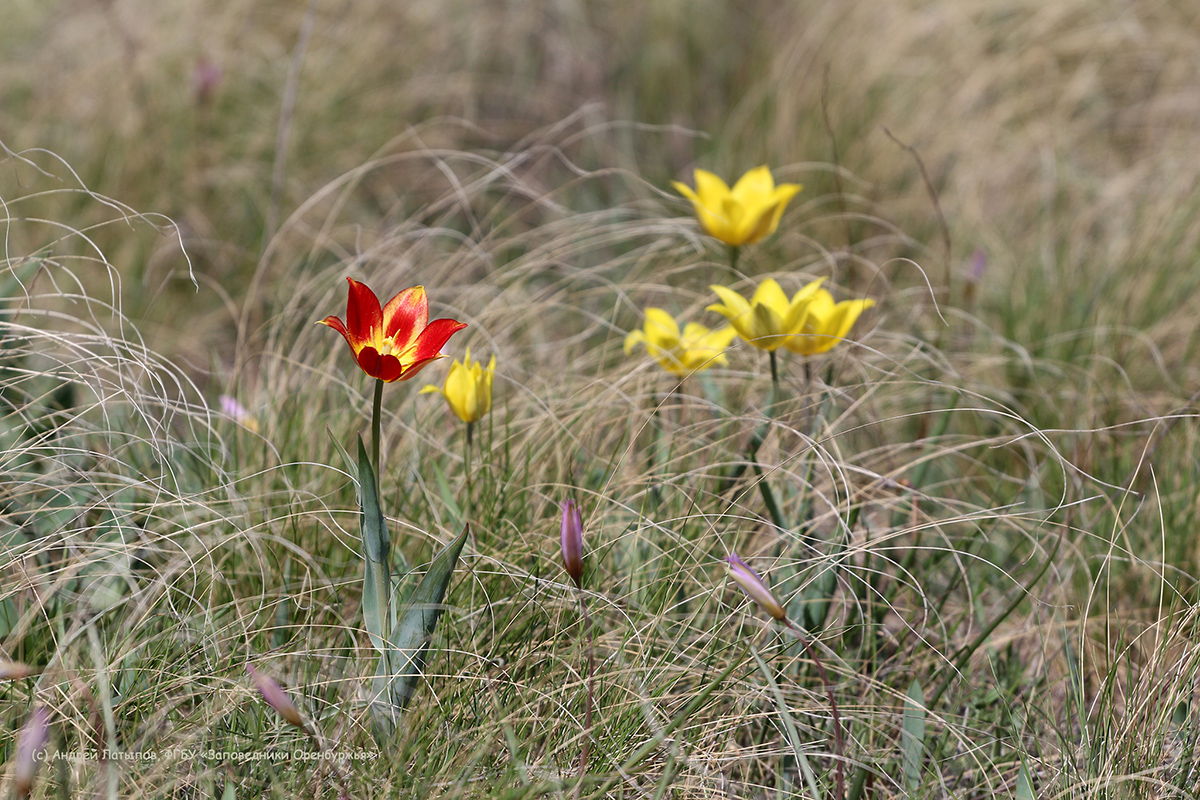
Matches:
[13,706,49,799]
[0,660,35,680]
[726,552,787,621]
[247,665,305,728]
[560,500,584,590]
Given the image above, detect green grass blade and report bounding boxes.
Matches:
[901,678,926,791]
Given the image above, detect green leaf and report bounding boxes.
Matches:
[357,436,390,651]
[220,779,237,800]
[1014,765,1035,800]
[326,427,358,497]
[371,524,469,734]
[901,678,926,791]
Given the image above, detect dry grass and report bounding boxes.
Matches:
[3,1,1200,798]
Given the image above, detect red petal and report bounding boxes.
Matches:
[405,317,467,361]
[345,278,382,350]
[357,346,405,382]
[355,345,382,379]
[382,286,429,351]
[396,353,445,381]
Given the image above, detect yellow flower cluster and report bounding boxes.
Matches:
[708,278,874,355]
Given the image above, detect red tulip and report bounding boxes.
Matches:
[318,278,467,382]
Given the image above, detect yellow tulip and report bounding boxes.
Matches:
[624,308,737,376]
[421,347,495,423]
[706,278,825,352]
[787,288,875,356]
[672,167,801,247]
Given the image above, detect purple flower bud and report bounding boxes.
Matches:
[193,57,223,106]
[560,500,584,589]
[13,706,49,799]
[219,394,260,432]
[247,665,305,728]
[0,661,35,680]
[967,248,987,285]
[726,552,787,621]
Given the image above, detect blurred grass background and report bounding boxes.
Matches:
[4,0,1200,797]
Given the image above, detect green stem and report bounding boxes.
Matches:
[371,378,384,481]
[575,590,595,797]
[728,244,740,283]
[768,350,780,406]
[465,421,475,523]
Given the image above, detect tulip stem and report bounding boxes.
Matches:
[768,350,781,407]
[464,421,475,524]
[371,378,384,480]
[574,589,596,797]
[783,618,846,800]
[728,244,740,283]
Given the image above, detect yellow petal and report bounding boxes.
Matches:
[707,285,756,342]
[730,166,776,207]
[642,307,681,349]
[751,302,787,350]
[784,278,825,331]
[750,279,790,317]
[624,329,647,355]
[693,169,732,208]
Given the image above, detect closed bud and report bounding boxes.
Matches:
[247,665,305,728]
[560,500,584,590]
[0,661,35,680]
[13,706,49,799]
[726,552,787,621]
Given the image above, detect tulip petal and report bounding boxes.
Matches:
[624,329,646,355]
[403,318,468,366]
[731,166,775,206]
[751,278,790,318]
[382,285,429,351]
[752,302,787,350]
[708,284,756,342]
[764,184,802,237]
[674,179,728,242]
[642,308,681,349]
[346,278,383,351]
[443,359,475,422]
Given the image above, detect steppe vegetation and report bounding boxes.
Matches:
[4,1,1200,797]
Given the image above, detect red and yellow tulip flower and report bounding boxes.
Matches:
[318,278,466,382]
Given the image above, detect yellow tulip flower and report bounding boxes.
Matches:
[672,166,802,247]
[707,278,825,352]
[420,347,495,423]
[624,308,737,376]
[787,288,875,356]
